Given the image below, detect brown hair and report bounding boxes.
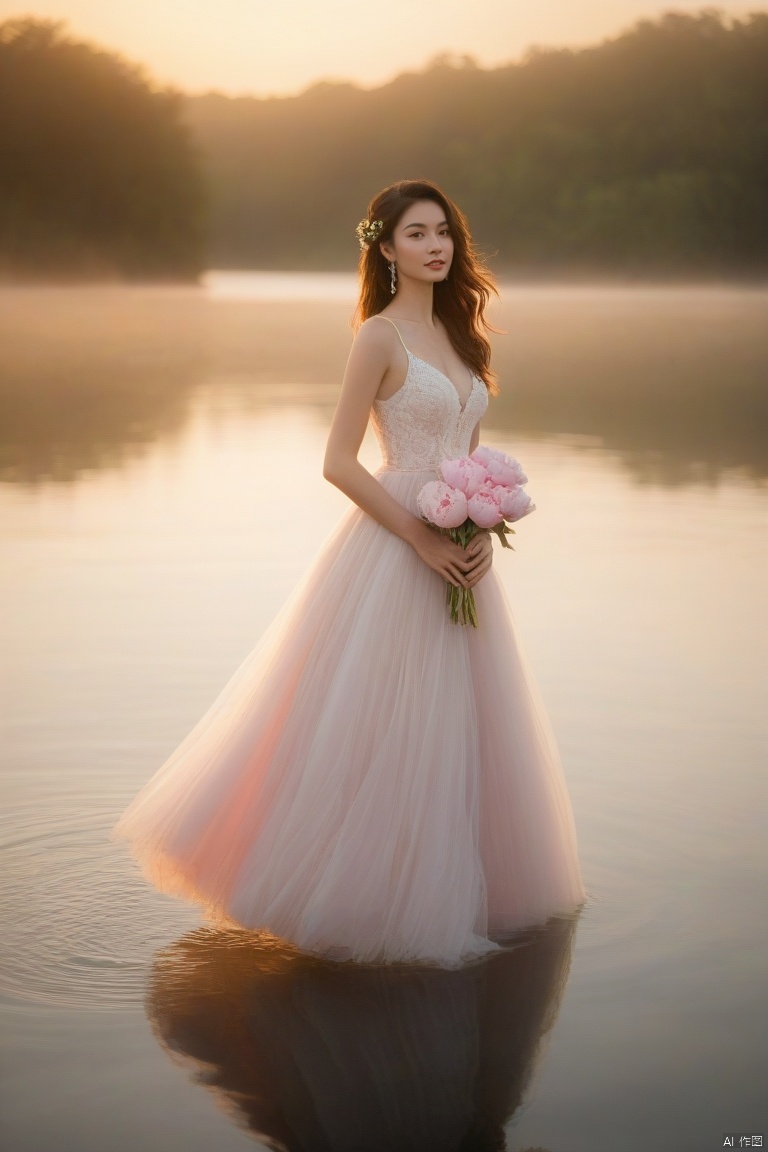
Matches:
[351,178,503,395]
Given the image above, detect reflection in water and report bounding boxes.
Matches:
[0,286,206,482]
[0,373,196,483]
[0,282,765,486]
[146,913,578,1152]
[0,287,348,483]
[490,284,768,487]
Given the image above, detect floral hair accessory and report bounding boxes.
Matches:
[356,218,384,250]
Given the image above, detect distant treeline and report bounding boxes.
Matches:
[0,18,205,279]
[1,11,767,279]
[186,9,768,277]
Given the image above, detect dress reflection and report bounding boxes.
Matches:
[145,910,580,1152]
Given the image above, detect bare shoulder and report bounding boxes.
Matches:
[354,314,398,354]
[345,314,399,376]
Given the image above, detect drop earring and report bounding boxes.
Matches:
[389,261,397,294]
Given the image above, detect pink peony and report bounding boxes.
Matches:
[417,444,536,628]
[499,486,536,521]
[417,480,468,529]
[487,458,528,487]
[439,455,488,497]
[467,488,504,528]
[469,444,495,467]
[470,445,528,486]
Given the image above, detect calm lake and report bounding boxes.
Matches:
[0,273,766,1152]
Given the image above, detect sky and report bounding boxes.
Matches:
[0,0,760,96]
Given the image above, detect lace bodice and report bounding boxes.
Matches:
[368,318,489,470]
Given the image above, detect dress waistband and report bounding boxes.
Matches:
[377,465,441,474]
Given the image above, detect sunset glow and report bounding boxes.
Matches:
[0,0,759,95]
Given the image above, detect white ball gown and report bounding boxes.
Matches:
[111,317,587,969]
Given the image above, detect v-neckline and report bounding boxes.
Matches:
[406,350,476,414]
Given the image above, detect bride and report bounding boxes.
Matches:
[325,190,496,595]
[111,178,587,969]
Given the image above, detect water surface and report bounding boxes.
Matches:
[1,276,766,1151]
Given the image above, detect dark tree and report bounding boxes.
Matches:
[184,9,768,278]
[0,18,207,279]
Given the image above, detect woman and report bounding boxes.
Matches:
[111,178,587,969]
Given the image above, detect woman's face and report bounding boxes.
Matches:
[380,199,454,285]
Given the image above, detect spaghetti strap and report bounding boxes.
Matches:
[373,314,410,356]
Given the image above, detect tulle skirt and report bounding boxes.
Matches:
[111,465,587,969]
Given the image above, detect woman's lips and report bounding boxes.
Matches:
[426,261,445,268]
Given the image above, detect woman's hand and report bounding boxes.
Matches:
[409,524,493,589]
[463,531,493,588]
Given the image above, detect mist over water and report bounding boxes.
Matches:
[0,275,765,1151]
[1,274,765,486]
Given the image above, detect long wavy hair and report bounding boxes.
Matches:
[351,178,503,395]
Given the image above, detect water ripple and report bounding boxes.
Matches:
[0,805,198,1011]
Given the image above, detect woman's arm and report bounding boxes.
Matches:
[323,319,424,547]
[323,321,475,590]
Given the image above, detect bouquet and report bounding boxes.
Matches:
[416,445,536,627]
